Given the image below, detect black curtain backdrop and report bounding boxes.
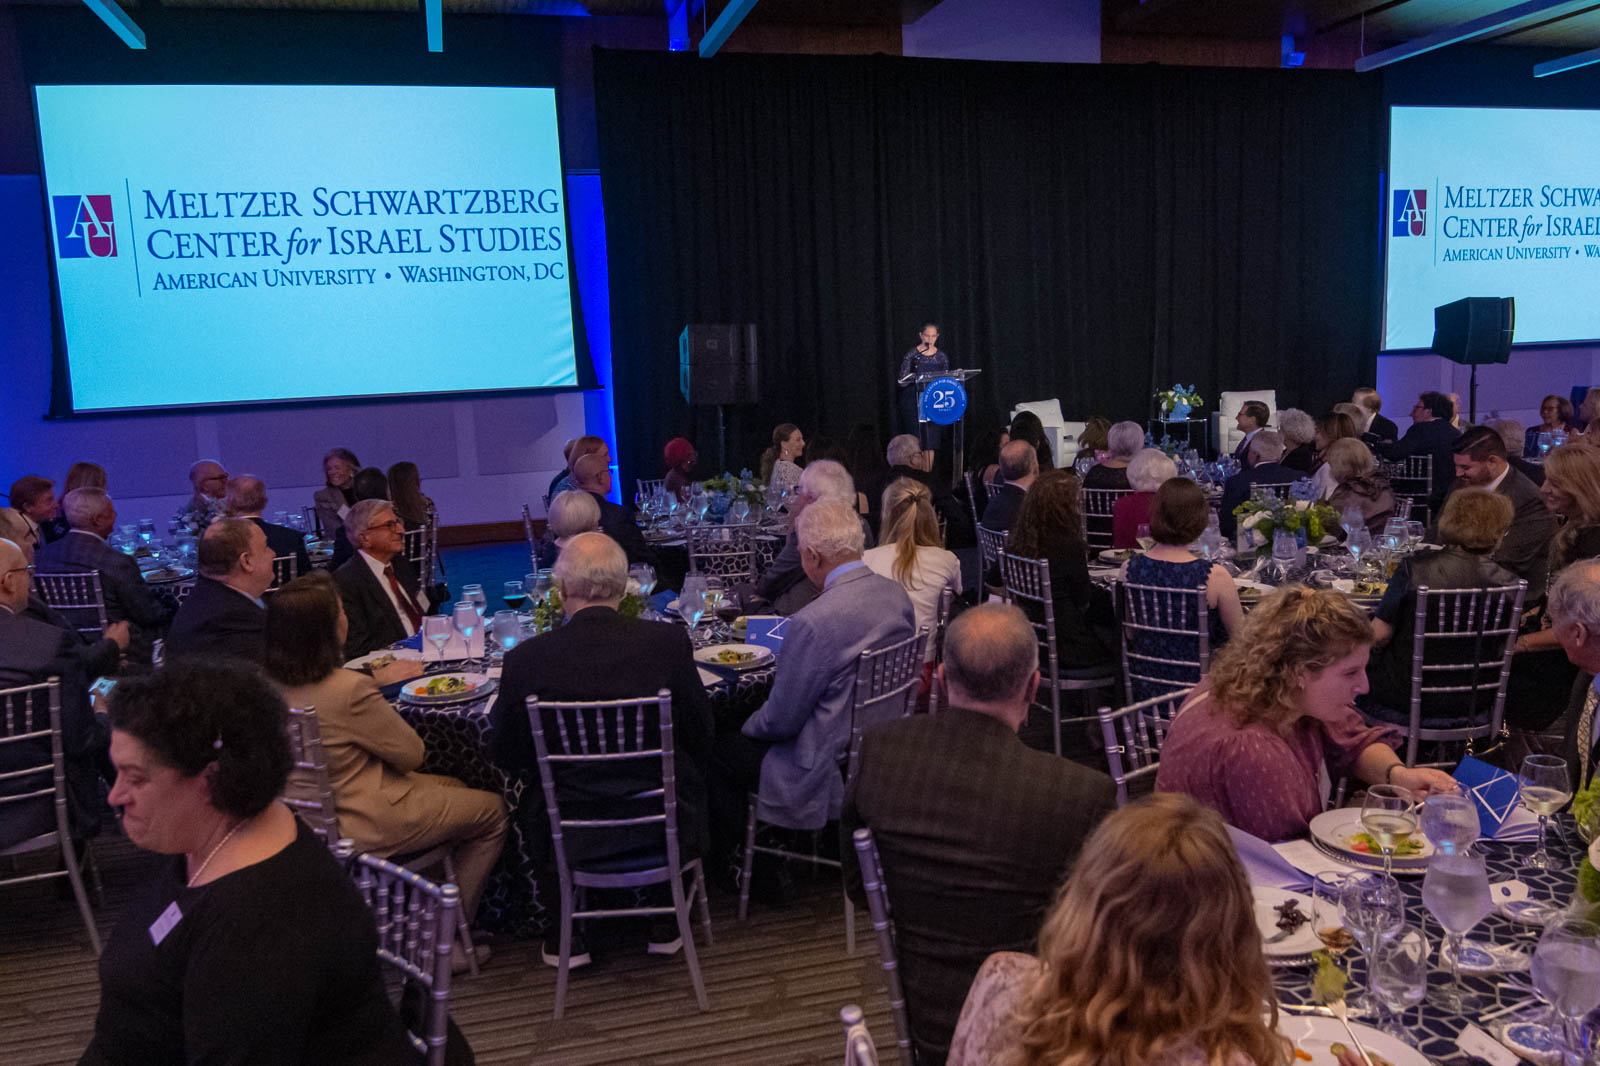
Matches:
[595,49,1383,486]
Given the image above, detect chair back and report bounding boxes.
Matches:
[522,503,544,573]
[975,525,1007,597]
[851,829,914,1066]
[402,505,438,586]
[282,706,341,844]
[1097,689,1188,806]
[1080,488,1134,552]
[338,842,457,1066]
[33,571,109,639]
[1251,482,1296,501]
[271,553,300,589]
[304,505,324,540]
[839,1005,881,1066]
[1393,496,1413,522]
[637,478,665,499]
[1401,581,1526,765]
[845,628,929,780]
[1385,455,1433,522]
[687,523,757,582]
[1000,552,1078,754]
[0,679,64,851]
[1119,580,1211,705]
[961,470,982,539]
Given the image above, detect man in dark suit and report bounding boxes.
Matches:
[0,506,127,677]
[1379,391,1461,514]
[843,603,1116,1064]
[1549,560,1600,792]
[34,488,172,662]
[166,519,274,665]
[865,435,972,547]
[490,532,713,962]
[572,452,658,569]
[329,466,392,571]
[223,475,311,580]
[1354,387,1399,444]
[0,537,111,843]
[1231,399,1271,468]
[979,440,1037,533]
[1218,430,1298,538]
[1436,425,1556,600]
[332,499,432,660]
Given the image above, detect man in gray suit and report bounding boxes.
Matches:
[1438,425,1556,601]
[710,500,916,862]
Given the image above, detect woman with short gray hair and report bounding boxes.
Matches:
[1082,421,1144,491]
[1112,449,1177,549]
[1277,408,1316,472]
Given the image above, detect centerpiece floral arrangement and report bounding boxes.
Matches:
[1232,497,1339,551]
[700,469,766,512]
[530,585,644,634]
[1574,778,1600,918]
[1155,384,1204,420]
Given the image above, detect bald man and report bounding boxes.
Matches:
[178,459,229,532]
[573,451,657,568]
[225,475,311,578]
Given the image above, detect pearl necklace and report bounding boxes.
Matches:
[187,819,247,888]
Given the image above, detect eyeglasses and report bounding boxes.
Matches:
[377,519,405,531]
[2,566,30,578]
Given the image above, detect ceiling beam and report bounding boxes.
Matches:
[699,0,759,58]
[1534,44,1600,76]
[1353,0,1598,72]
[424,0,442,52]
[82,0,145,50]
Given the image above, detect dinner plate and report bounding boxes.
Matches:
[1234,579,1271,603]
[1253,886,1319,964]
[1308,808,1433,874]
[398,672,496,706]
[1277,1012,1428,1066]
[693,643,774,671]
[142,566,196,583]
[344,647,424,671]
[1097,548,1135,563]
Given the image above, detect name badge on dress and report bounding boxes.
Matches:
[149,901,183,945]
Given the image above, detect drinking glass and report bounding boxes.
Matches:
[727,499,750,524]
[1539,430,1554,457]
[137,518,156,544]
[1422,848,1494,1010]
[1370,927,1429,1043]
[679,585,706,638]
[1136,523,1153,551]
[452,602,480,667]
[1405,520,1424,550]
[531,570,553,603]
[1384,518,1409,544]
[1531,917,1600,1066]
[1348,526,1373,571]
[1312,872,1357,958]
[1341,506,1365,539]
[1361,784,1418,877]
[422,615,454,666]
[1419,793,1479,856]
[1518,754,1572,870]
[704,577,728,621]
[462,584,488,623]
[502,580,527,612]
[491,610,521,656]
[630,564,657,598]
[1551,428,1569,449]
[1344,872,1404,1018]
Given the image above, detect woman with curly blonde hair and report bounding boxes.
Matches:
[947,794,1286,1066]
[1153,586,1456,841]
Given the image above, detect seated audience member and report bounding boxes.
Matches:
[8,475,56,546]
[1125,480,1243,700]
[573,451,658,569]
[1230,400,1271,468]
[760,423,807,496]
[265,573,504,972]
[1112,449,1177,549]
[1366,490,1520,727]
[1076,416,1111,464]
[35,488,171,661]
[710,501,914,866]
[1081,421,1142,490]
[749,459,866,616]
[40,462,107,544]
[534,489,603,570]
[177,460,229,533]
[947,795,1283,1066]
[1008,470,1117,669]
[1218,430,1296,537]
[224,475,311,579]
[0,537,111,841]
[386,461,436,531]
[312,447,361,539]
[328,466,392,571]
[1277,408,1316,472]
[81,661,419,1066]
[1308,411,1360,499]
[1440,425,1556,601]
[1485,419,1545,486]
[980,440,1038,532]
[663,437,697,503]
[490,533,712,962]
[332,499,431,660]
[0,509,127,677]
[867,434,971,547]
[846,604,1115,1065]
[1354,386,1398,443]
[547,435,609,503]
[1548,559,1600,792]
[844,423,889,516]
[1526,395,1574,457]
[964,429,1002,502]
[863,478,962,667]
[1379,391,1460,512]
[1004,412,1054,475]
[1334,401,1371,433]
[1325,438,1396,535]
[164,519,274,665]
[1157,586,1456,841]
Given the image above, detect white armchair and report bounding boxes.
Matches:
[1010,400,1080,467]
[1215,390,1278,455]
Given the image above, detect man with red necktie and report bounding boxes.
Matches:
[332,499,433,660]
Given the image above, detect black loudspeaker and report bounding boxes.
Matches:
[679,324,758,405]
[1431,297,1515,365]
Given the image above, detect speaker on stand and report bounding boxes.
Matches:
[1431,297,1514,423]
[680,325,758,472]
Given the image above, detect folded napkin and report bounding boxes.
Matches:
[1455,756,1541,840]
[1228,826,1314,890]
[743,615,787,655]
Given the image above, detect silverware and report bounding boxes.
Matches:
[1328,999,1375,1066]
[1265,926,1299,945]
[1480,998,1536,1023]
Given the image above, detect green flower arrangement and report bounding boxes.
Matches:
[1575,778,1600,915]
[1155,384,1204,419]
[701,469,765,510]
[1232,498,1339,551]
[530,586,645,633]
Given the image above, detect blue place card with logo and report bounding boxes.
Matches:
[743,615,787,655]
[1453,755,1520,838]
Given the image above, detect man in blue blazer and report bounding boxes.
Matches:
[1218,430,1299,538]
[711,500,916,852]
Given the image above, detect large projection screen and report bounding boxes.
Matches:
[34,84,585,412]
[1384,105,1600,351]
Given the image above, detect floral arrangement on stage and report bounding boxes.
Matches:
[701,470,765,514]
[1155,384,1204,420]
[1232,497,1339,551]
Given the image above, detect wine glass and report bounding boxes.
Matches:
[1518,754,1572,870]
[137,517,155,545]
[1531,917,1600,1066]
[1419,792,1480,856]
[1348,526,1372,572]
[462,583,488,623]
[1136,523,1153,551]
[1361,783,1418,876]
[452,602,480,668]
[422,615,454,667]
[1539,430,1555,457]
[630,563,657,598]
[1370,926,1429,1043]
[703,576,727,619]
[502,580,527,612]
[1422,848,1494,1010]
[1343,871,1404,1018]
[1405,520,1424,551]
[679,585,706,638]
[491,610,521,657]
[1312,872,1358,958]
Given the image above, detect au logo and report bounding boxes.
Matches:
[52,195,118,259]
[1392,189,1426,238]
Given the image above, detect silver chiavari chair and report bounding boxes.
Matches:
[1097,689,1189,807]
[686,523,757,582]
[839,1005,882,1066]
[927,584,957,714]
[528,690,712,1018]
[402,505,438,587]
[32,571,109,640]
[1384,455,1433,525]
[1080,487,1134,553]
[851,828,913,1066]
[1118,581,1211,706]
[337,841,457,1066]
[0,679,102,954]
[739,629,928,956]
[1392,496,1413,522]
[1001,553,1118,757]
[636,478,665,499]
[522,503,544,573]
[975,526,1007,601]
[961,470,982,540]
[270,553,301,590]
[303,505,323,539]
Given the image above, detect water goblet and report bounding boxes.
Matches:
[422,615,454,667]
[1422,848,1494,1011]
[491,610,521,657]
[1551,428,1569,449]
[1531,917,1600,1066]
[1539,430,1554,457]
[629,563,657,598]
[679,585,707,639]
[1419,792,1479,856]
[462,583,488,623]
[137,518,156,544]
[502,580,527,612]
[1405,520,1424,550]
[1312,872,1358,958]
[1370,927,1429,1043]
[1136,524,1153,551]
[1518,754,1572,870]
[451,602,481,666]
[1361,784,1418,877]
[1343,871,1404,1017]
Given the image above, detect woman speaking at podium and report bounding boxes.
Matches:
[898,321,950,452]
